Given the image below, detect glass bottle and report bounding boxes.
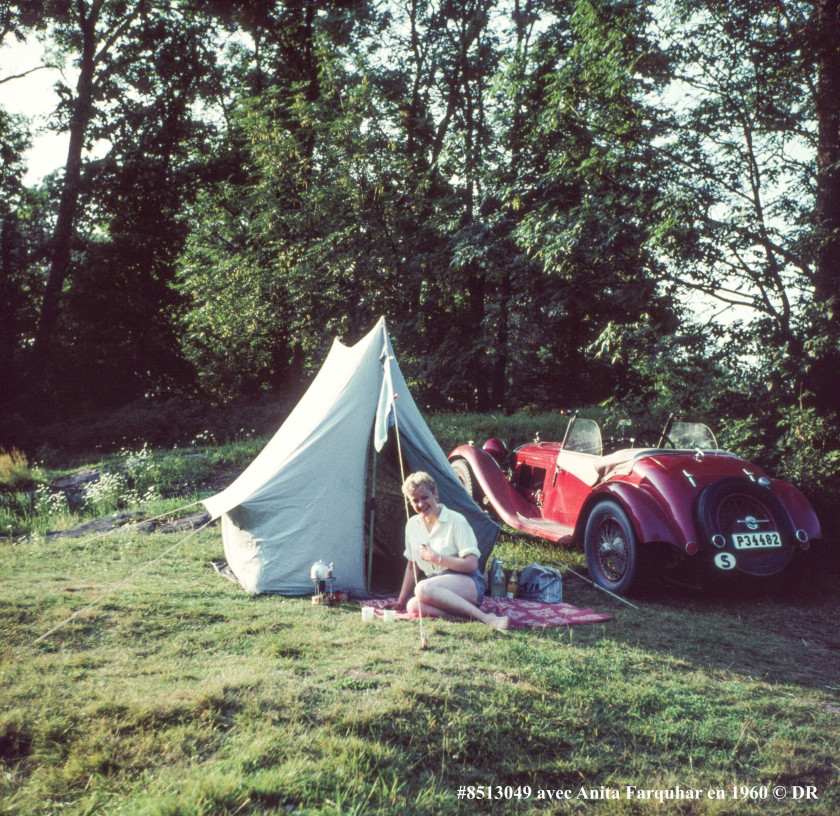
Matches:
[506,569,519,599]
[489,558,505,598]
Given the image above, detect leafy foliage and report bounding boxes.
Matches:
[649,1,840,412]
[0,0,839,503]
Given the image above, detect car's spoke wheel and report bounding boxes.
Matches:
[584,500,641,595]
[451,458,481,503]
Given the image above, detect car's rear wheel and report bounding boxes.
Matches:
[584,500,642,595]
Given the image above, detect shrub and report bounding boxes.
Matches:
[4,393,294,458]
[0,448,36,492]
[81,444,163,515]
[427,411,579,455]
[34,484,70,518]
[774,407,840,539]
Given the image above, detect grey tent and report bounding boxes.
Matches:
[202,318,499,595]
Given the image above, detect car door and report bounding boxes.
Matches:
[543,420,602,526]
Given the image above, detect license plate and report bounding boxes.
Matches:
[732,531,782,549]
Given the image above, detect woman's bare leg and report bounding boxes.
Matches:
[413,573,509,630]
[406,596,458,620]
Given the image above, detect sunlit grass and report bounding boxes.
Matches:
[1,426,838,815]
[2,521,838,815]
[0,448,35,491]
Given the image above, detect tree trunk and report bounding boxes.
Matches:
[809,0,840,413]
[30,2,100,382]
[491,271,510,409]
[0,213,19,404]
[466,261,490,410]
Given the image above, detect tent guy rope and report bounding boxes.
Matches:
[33,514,213,645]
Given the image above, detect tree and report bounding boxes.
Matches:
[653,0,840,415]
[179,0,677,411]
[51,6,224,407]
[14,0,838,429]
[492,0,675,407]
[9,1,227,410]
[177,1,388,399]
[0,105,31,412]
[29,1,153,386]
[393,0,501,409]
[809,0,840,413]
[2,6,38,413]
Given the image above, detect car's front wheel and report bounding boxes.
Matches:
[451,458,481,502]
[584,500,643,595]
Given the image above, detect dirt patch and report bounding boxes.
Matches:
[47,511,214,538]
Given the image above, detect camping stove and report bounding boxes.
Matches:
[311,560,336,605]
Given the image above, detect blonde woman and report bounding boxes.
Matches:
[387,472,509,630]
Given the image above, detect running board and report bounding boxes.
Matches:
[514,513,574,544]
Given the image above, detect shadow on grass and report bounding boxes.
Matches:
[565,541,840,696]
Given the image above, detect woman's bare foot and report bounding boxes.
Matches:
[487,614,510,631]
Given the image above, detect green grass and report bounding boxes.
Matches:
[1,427,838,815]
[1,524,838,815]
[0,449,35,493]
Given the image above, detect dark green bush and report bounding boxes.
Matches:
[2,393,296,461]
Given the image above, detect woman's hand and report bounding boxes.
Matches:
[419,548,478,575]
[389,563,417,612]
[419,544,440,564]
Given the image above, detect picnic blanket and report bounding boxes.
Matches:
[360,597,612,628]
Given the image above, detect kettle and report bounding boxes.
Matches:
[310,560,335,581]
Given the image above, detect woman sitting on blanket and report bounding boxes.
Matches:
[386,471,509,631]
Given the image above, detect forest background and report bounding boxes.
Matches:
[1,0,839,531]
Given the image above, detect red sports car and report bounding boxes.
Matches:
[448,414,821,596]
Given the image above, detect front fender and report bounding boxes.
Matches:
[577,481,687,552]
[448,445,542,530]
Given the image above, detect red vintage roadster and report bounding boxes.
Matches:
[448,414,821,595]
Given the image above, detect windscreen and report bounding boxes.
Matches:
[563,418,602,455]
[668,421,717,450]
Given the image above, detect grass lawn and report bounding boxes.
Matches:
[2,520,838,815]
[1,430,839,816]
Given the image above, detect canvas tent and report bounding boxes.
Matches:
[202,318,500,595]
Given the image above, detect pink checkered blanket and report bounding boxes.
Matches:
[359,597,612,628]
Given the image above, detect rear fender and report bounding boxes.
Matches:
[448,444,540,529]
[577,482,686,552]
[770,479,822,540]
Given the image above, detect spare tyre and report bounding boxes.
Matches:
[695,477,795,577]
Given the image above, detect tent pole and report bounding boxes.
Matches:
[367,446,377,592]
[392,396,429,649]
